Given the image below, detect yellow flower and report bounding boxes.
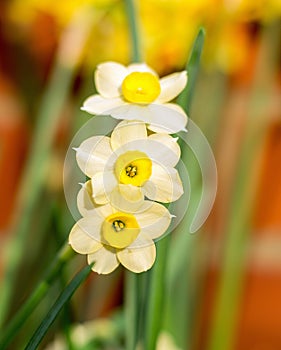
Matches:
[82,61,188,133]
[69,181,172,274]
[74,120,184,206]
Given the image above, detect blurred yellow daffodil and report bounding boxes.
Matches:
[69,181,172,274]
[7,0,281,75]
[74,120,183,206]
[82,62,188,133]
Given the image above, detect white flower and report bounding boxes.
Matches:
[74,120,184,207]
[69,181,172,274]
[156,332,183,350]
[81,61,188,133]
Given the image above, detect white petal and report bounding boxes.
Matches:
[95,202,117,218]
[69,221,103,254]
[77,181,99,216]
[143,164,184,203]
[108,103,187,134]
[88,245,119,274]
[146,103,188,134]
[74,214,104,243]
[157,71,187,103]
[127,231,154,248]
[163,103,188,125]
[110,120,147,151]
[118,137,179,168]
[75,136,113,177]
[95,61,128,98]
[110,184,145,213]
[82,94,126,115]
[142,138,179,168]
[117,243,156,273]
[91,171,118,204]
[135,201,172,239]
[108,104,149,122]
[127,63,158,76]
[148,133,181,167]
[156,332,182,350]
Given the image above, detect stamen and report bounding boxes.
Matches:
[126,164,137,177]
[115,150,152,186]
[112,220,126,232]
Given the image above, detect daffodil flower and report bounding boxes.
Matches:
[74,120,184,207]
[69,181,172,274]
[81,61,188,133]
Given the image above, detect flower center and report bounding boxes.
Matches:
[121,72,161,104]
[102,212,140,248]
[115,150,152,187]
[112,219,125,232]
[125,164,137,177]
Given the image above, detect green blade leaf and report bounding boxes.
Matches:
[124,0,142,62]
[177,27,205,114]
[0,244,74,349]
[144,235,170,350]
[25,264,93,350]
[163,28,206,349]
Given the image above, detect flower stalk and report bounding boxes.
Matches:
[25,263,93,350]
[207,23,280,350]
[0,9,96,328]
[144,234,171,350]
[123,2,147,349]
[124,0,142,63]
[0,244,74,349]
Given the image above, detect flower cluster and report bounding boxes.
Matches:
[69,62,188,274]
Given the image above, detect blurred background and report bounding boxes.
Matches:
[0,0,280,349]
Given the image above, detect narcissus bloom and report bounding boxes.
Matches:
[69,181,172,274]
[82,61,188,133]
[74,120,184,207]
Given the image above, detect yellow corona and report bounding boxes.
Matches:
[102,212,140,249]
[115,150,152,186]
[122,72,161,104]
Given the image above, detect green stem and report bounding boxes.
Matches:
[0,244,74,349]
[124,0,142,62]
[162,28,206,349]
[0,10,95,328]
[208,23,280,350]
[0,65,72,328]
[24,263,93,350]
[144,235,170,350]
[125,271,141,350]
[124,1,143,349]
[177,27,205,115]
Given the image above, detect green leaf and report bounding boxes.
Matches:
[207,22,280,350]
[0,244,74,349]
[0,12,96,327]
[163,28,206,349]
[124,0,142,62]
[25,264,93,350]
[177,27,205,114]
[144,235,170,350]
[125,271,142,350]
